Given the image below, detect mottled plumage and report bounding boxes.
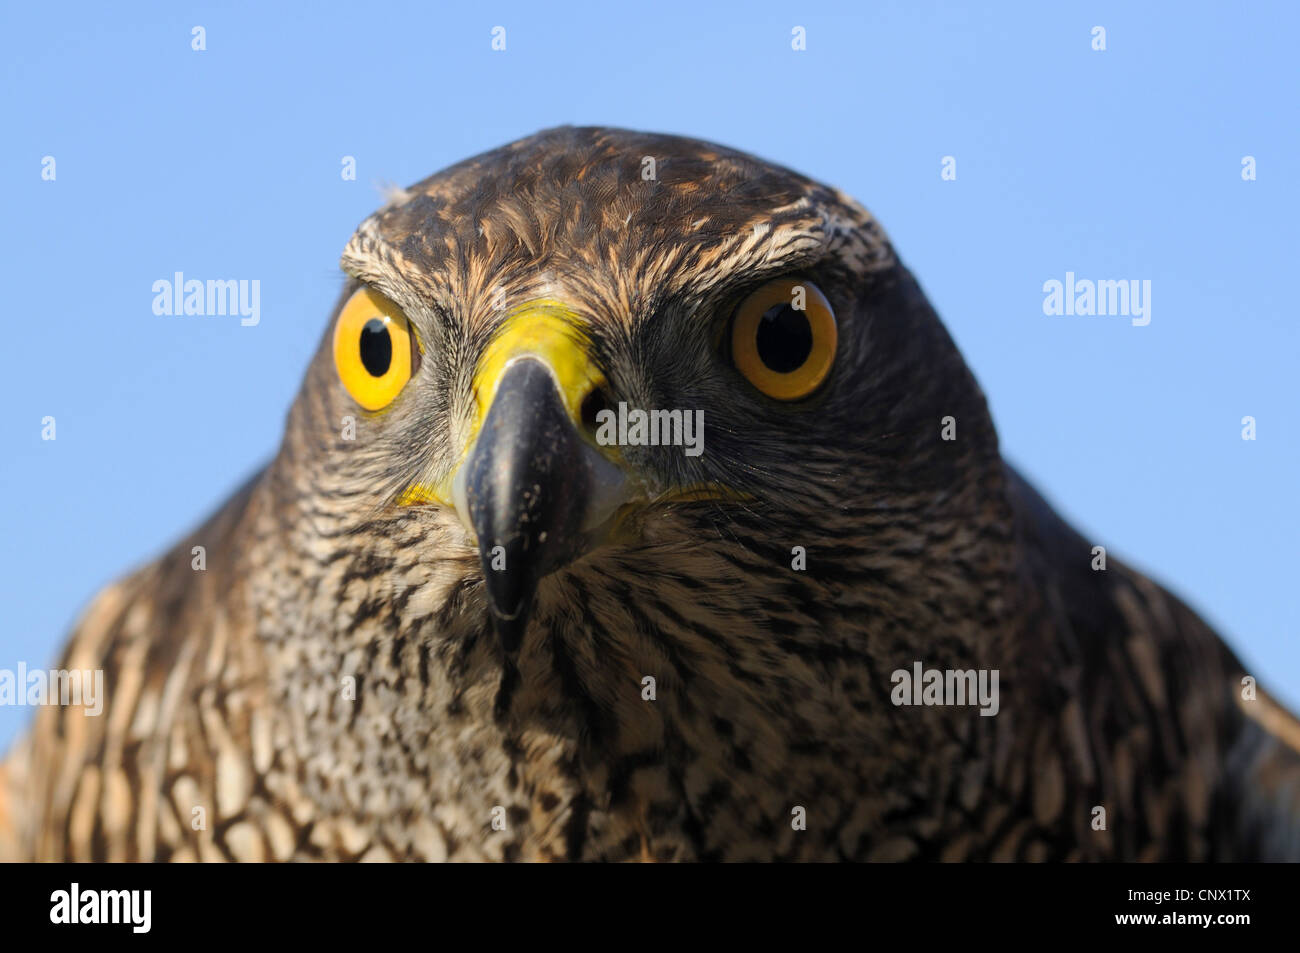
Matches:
[2,127,1297,861]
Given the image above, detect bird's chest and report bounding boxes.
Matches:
[260,578,997,861]
[264,645,860,860]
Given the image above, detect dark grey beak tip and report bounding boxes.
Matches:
[463,358,593,655]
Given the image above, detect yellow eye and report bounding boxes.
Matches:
[332,287,419,411]
[731,278,837,400]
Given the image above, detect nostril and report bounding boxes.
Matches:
[580,387,611,433]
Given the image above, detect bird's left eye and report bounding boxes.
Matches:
[333,287,420,410]
[730,278,837,400]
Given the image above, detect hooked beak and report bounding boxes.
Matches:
[453,357,624,652]
[446,302,627,654]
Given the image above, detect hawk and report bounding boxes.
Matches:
[2,127,1297,862]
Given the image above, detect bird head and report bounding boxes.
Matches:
[281,127,1013,720]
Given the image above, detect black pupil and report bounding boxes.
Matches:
[755,304,813,373]
[359,319,392,376]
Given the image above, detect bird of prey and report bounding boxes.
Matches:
[2,126,1297,862]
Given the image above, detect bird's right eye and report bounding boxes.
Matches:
[333,287,420,410]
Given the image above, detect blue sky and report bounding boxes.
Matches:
[1,0,1296,748]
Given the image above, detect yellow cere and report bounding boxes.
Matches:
[473,300,608,430]
[397,300,609,508]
